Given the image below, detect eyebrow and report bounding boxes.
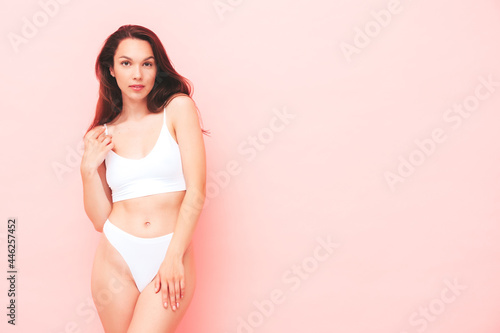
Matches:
[118,56,155,61]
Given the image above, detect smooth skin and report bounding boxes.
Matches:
[81,38,206,332]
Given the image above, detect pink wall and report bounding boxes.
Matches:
[1,0,500,332]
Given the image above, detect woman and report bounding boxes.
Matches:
[80,24,208,332]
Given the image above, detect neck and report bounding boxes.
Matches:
[119,97,150,122]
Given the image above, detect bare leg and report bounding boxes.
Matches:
[127,244,197,333]
[91,234,140,333]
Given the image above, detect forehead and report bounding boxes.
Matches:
[115,38,154,58]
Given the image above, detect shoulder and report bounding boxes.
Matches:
[167,93,195,110]
[167,93,198,120]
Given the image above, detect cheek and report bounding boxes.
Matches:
[116,77,126,89]
[113,71,123,82]
[147,69,157,81]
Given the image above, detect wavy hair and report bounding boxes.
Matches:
[85,24,210,137]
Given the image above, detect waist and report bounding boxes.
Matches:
[108,191,185,237]
[110,180,186,203]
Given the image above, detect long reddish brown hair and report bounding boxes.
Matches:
[84,24,210,137]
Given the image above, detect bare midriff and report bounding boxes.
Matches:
[108,190,186,238]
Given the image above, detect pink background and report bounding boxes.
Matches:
[2,0,500,332]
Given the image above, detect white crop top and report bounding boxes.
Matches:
[104,107,186,203]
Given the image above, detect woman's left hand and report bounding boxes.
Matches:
[153,251,185,311]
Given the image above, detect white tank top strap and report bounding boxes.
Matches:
[103,123,108,135]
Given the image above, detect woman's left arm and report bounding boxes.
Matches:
[153,95,207,311]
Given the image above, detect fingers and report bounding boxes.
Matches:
[87,125,106,140]
[157,263,185,312]
[154,275,161,294]
[175,279,181,305]
[172,278,183,310]
[169,279,177,311]
[180,278,185,300]
[97,131,106,141]
[98,130,112,142]
[160,278,184,312]
[155,275,171,310]
[95,128,113,149]
[102,136,113,148]
[85,126,110,144]
[162,284,169,309]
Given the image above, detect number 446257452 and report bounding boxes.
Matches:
[7,218,16,270]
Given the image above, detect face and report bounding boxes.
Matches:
[109,38,157,103]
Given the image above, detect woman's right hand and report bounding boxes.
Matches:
[81,125,114,173]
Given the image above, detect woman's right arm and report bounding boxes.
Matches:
[80,126,114,232]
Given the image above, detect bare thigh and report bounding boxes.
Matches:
[127,243,197,333]
[91,234,140,333]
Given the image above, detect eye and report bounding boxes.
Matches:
[121,61,130,66]
[144,62,153,67]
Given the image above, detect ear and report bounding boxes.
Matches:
[109,67,115,78]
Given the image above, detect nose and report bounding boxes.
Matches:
[133,64,142,80]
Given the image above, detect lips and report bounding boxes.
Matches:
[130,85,145,91]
